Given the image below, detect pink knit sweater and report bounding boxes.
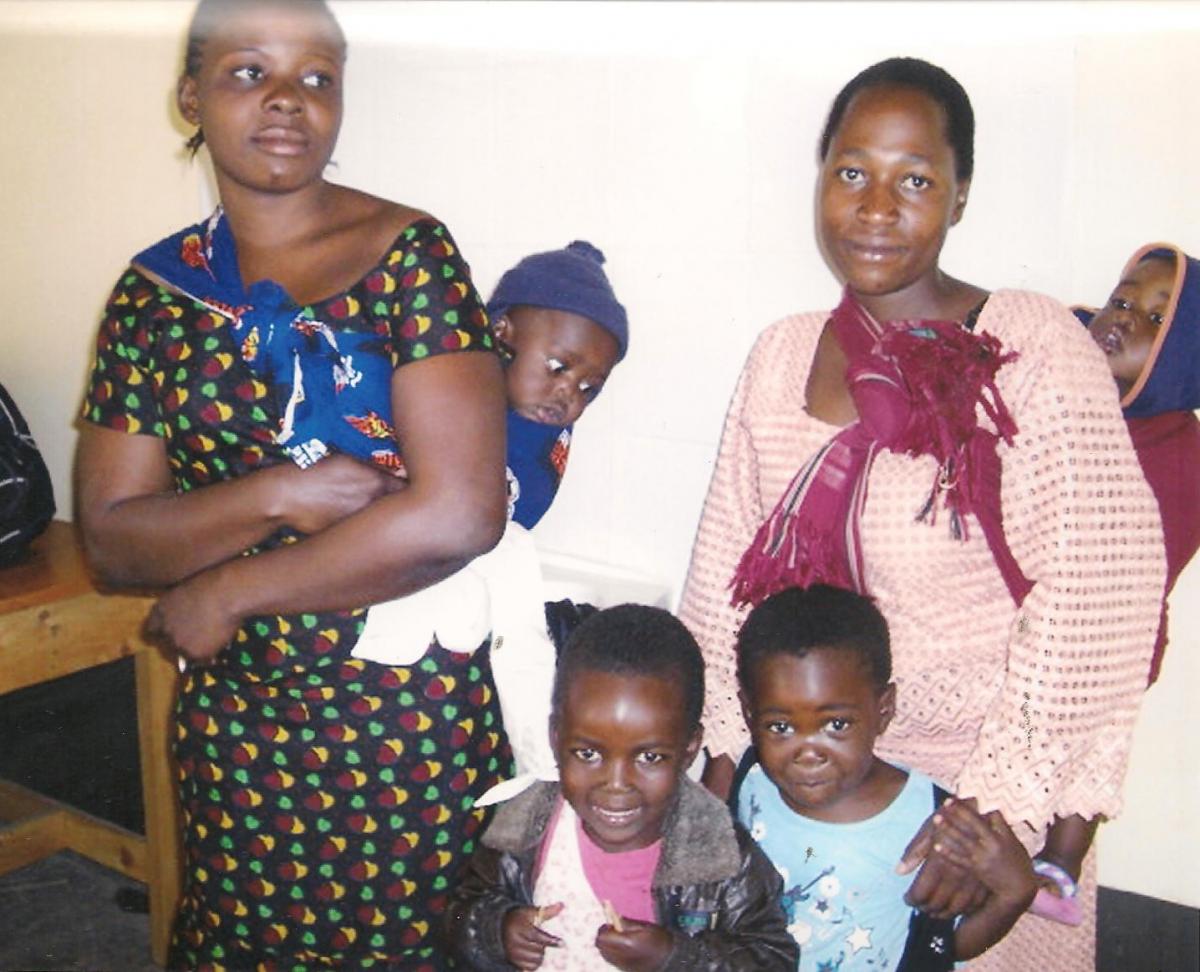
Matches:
[679,290,1165,834]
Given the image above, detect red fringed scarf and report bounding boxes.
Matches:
[731,290,1033,608]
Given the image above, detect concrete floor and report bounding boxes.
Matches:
[0,852,159,972]
[3,852,1199,972]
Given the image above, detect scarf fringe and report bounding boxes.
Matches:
[731,517,856,608]
[730,292,1032,610]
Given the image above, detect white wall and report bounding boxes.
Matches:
[0,0,1196,907]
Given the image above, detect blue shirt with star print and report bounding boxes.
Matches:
[737,761,942,971]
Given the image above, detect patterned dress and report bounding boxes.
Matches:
[83,219,513,972]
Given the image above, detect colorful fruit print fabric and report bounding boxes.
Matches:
[82,219,513,971]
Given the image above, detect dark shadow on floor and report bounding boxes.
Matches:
[1097,886,1200,972]
[0,852,159,972]
[0,657,143,834]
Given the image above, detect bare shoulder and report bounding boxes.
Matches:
[325,185,433,248]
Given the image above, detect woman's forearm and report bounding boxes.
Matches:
[1038,814,1099,880]
[144,351,508,663]
[147,470,504,663]
[214,478,503,619]
[76,426,398,588]
[76,426,294,587]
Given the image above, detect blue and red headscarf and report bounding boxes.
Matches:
[132,208,403,471]
[1074,242,1200,418]
[1076,243,1200,684]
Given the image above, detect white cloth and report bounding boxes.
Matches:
[351,522,558,785]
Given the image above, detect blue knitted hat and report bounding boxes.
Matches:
[486,241,629,361]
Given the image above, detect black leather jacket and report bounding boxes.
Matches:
[443,779,798,970]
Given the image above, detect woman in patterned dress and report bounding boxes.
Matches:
[678,58,1164,968]
[76,2,510,969]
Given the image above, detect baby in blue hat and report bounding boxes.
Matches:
[488,240,627,529]
[352,242,627,783]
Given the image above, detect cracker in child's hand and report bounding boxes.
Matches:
[602,899,624,932]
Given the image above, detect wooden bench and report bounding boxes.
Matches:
[0,520,181,967]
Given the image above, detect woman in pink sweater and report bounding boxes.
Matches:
[678,57,1164,968]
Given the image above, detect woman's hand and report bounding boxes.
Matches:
[274,454,402,535]
[502,903,563,970]
[926,801,1041,958]
[898,799,990,918]
[144,567,241,664]
[595,916,674,972]
[926,800,1036,910]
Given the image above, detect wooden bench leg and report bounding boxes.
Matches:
[136,641,182,968]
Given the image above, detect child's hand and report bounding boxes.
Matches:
[928,800,1037,910]
[502,903,564,971]
[595,915,674,972]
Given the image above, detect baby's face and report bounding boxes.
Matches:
[552,669,700,853]
[495,308,620,426]
[1088,257,1176,395]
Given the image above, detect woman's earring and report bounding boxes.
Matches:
[185,127,204,156]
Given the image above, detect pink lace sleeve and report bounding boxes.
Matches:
[955,291,1165,828]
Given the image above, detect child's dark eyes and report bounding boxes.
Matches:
[571,747,600,764]
[546,356,605,399]
[901,173,931,190]
[826,717,852,733]
[229,65,335,90]
[636,751,668,766]
[1110,297,1131,311]
[765,720,793,736]
[1149,312,1165,326]
[836,167,864,184]
[302,71,335,89]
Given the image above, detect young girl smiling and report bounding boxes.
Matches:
[446,605,797,971]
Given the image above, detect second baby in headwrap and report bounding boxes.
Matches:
[1076,243,1200,686]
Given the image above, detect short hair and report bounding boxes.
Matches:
[551,604,705,731]
[181,0,345,154]
[819,57,975,182]
[736,585,892,694]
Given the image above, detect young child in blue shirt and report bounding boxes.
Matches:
[732,585,1036,970]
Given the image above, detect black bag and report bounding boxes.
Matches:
[0,381,56,566]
